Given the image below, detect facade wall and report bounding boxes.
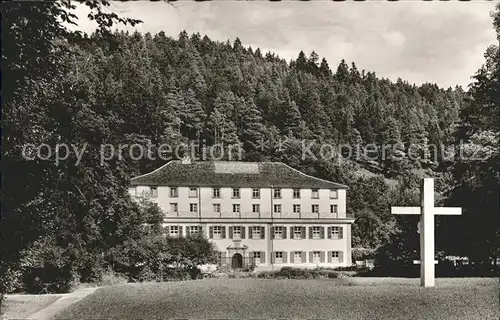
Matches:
[130,182,352,269]
[159,222,352,268]
[129,186,347,218]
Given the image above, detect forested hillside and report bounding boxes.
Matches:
[2,1,498,293]
[63,29,474,249]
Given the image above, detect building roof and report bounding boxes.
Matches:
[130,160,348,189]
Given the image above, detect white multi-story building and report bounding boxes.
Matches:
[129,158,355,270]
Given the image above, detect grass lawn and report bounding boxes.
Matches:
[55,278,499,320]
[2,294,63,319]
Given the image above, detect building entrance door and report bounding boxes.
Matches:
[231,253,243,269]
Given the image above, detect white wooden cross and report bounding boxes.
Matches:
[391,178,462,287]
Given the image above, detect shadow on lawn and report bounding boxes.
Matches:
[357,261,500,278]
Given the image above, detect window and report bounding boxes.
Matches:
[331,226,341,239]
[293,188,300,199]
[232,188,240,198]
[213,203,221,213]
[213,188,220,198]
[170,226,179,237]
[252,226,261,239]
[293,204,301,213]
[170,203,178,212]
[252,204,260,213]
[312,226,321,240]
[150,187,158,198]
[170,187,178,197]
[313,251,321,263]
[274,226,283,239]
[331,251,340,262]
[273,188,281,199]
[233,204,240,213]
[311,189,319,199]
[233,226,242,239]
[213,226,222,239]
[190,203,198,213]
[330,189,338,199]
[294,226,303,239]
[252,188,260,199]
[189,188,197,198]
[330,205,338,214]
[312,204,319,213]
[189,226,200,235]
[294,251,302,263]
[275,251,283,263]
[253,251,261,264]
[273,204,282,214]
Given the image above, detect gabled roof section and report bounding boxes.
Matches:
[130,161,348,189]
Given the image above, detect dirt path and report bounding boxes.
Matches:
[24,287,98,320]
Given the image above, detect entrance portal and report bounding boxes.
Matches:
[231,253,243,269]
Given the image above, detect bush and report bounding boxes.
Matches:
[164,269,191,281]
[333,266,358,272]
[0,292,4,316]
[106,235,216,282]
[1,266,24,293]
[256,267,341,280]
[99,269,129,286]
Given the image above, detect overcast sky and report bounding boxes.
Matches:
[72,1,498,88]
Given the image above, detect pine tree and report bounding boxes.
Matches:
[381,117,407,176]
[335,59,350,83]
[319,58,332,78]
[237,98,266,160]
[295,50,308,71]
[308,51,319,74]
[180,89,206,140]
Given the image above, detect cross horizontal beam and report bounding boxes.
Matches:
[413,260,438,265]
[433,207,462,215]
[391,207,421,215]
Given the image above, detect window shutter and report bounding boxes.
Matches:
[290,227,294,239]
[249,226,253,239]
[270,226,275,239]
[186,226,190,236]
[301,227,306,239]
[283,227,287,239]
[309,251,313,263]
[339,227,343,239]
[229,226,233,239]
[320,251,325,263]
[327,227,332,239]
[320,227,325,239]
[290,251,294,263]
[301,251,306,263]
[260,226,265,239]
[283,252,287,263]
[271,252,275,264]
[221,226,226,239]
[261,251,266,263]
[178,226,183,237]
[328,251,332,263]
[241,226,246,239]
[339,251,344,263]
[308,227,313,239]
[209,226,213,239]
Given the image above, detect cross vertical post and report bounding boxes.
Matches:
[421,178,435,287]
[391,178,462,287]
